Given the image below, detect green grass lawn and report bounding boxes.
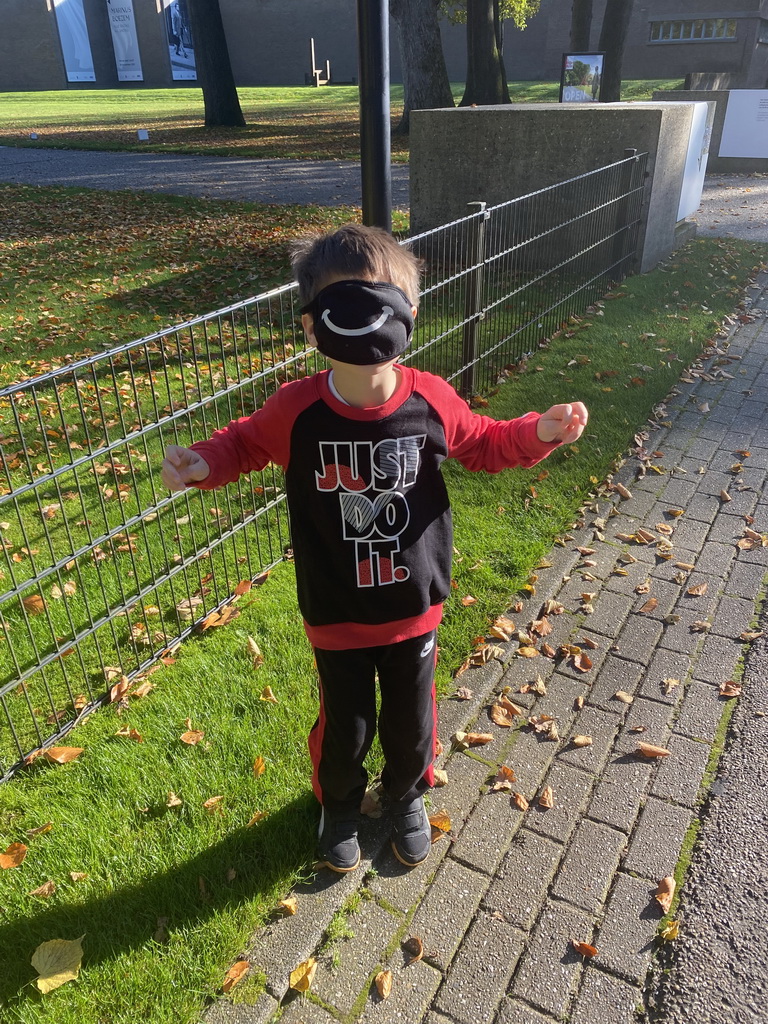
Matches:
[0,80,684,162]
[1,185,765,1023]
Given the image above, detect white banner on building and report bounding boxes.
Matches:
[719,91,768,159]
[163,0,197,81]
[53,0,96,82]
[106,0,143,82]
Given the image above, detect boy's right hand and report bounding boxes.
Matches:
[161,445,210,491]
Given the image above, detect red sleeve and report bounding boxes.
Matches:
[188,375,320,489]
[413,371,561,473]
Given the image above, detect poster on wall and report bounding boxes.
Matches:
[163,0,197,80]
[560,53,605,103]
[53,0,96,82]
[719,91,768,158]
[677,102,714,220]
[106,0,143,82]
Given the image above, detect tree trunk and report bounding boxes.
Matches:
[570,0,593,51]
[597,0,634,102]
[186,0,246,127]
[460,0,510,106]
[390,0,454,134]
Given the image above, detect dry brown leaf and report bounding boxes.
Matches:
[114,726,143,743]
[740,630,764,641]
[687,582,708,597]
[22,594,46,615]
[246,811,267,827]
[614,691,634,704]
[403,935,424,965]
[166,791,183,808]
[31,936,84,993]
[636,742,671,758]
[461,595,477,606]
[374,969,393,1000]
[635,579,652,594]
[465,732,494,746]
[538,785,555,808]
[0,842,28,869]
[571,652,593,673]
[512,792,529,811]
[572,939,598,958]
[109,676,131,703]
[433,768,449,787]
[453,686,474,700]
[246,637,264,669]
[69,871,88,882]
[278,896,298,916]
[43,746,83,765]
[490,696,523,728]
[655,876,676,914]
[638,597,659,614]
[259,685,278,704]
[517,646,540,658]
[489,765,517,791]
[690,620,712,632]
[253,756,266,777]
[203,795,224,812]
[571,735,593,748]
[529,616,553,637]
[667,508,685,518]
[662,677,680,695]
[180,729,204,745]
[222,960,250,993]
[720,490,732,503]
[719,680,742,698]
[614,482,632,499]
[28,879,56,899]
[131,681,154,699]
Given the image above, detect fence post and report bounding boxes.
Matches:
[460,201,488,400]
[612,148,639,281]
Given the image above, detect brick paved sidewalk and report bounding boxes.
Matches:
[207,271,768,1024]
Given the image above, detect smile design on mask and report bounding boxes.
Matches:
[304,280,414,365]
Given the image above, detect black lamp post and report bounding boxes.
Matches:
[356,0,392,232]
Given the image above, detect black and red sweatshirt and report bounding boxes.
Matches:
[189,366,560,650]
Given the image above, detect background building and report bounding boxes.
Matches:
[0,0,765,93]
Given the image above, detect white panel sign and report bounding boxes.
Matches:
[53,0,96,82]
[678,102,713,220]
[106,0,143,82]
[163,0,197,81]
[719,91,768,158]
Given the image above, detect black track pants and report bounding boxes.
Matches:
[308,629,438,817]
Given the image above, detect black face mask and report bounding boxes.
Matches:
[302,280,414,365]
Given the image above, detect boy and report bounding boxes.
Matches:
[161,224,587,873]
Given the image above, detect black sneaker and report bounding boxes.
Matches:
[318,809,361,873]
[390,795,431,867]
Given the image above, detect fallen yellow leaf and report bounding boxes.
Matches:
[43,747,83,765]
[655,876,676,914]
[289,957,317,992]
[31,936,84,993]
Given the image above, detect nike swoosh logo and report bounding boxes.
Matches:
[321,305,394,336]
[420,638,435,658]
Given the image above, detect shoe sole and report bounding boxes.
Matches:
[322,850,361,873]
[390,839,429,868]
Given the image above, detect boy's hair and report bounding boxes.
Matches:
[291,224,421,308]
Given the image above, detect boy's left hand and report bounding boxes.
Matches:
[536,402,588,444]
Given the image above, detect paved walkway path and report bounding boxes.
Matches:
[204,275,768,1024]
[0,146,411,209]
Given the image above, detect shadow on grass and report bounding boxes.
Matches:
[0,791,320,1008]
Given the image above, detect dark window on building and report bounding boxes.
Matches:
[649,18,737,42]
[758,19,768,43]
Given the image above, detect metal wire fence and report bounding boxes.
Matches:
[0,151,647,780]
